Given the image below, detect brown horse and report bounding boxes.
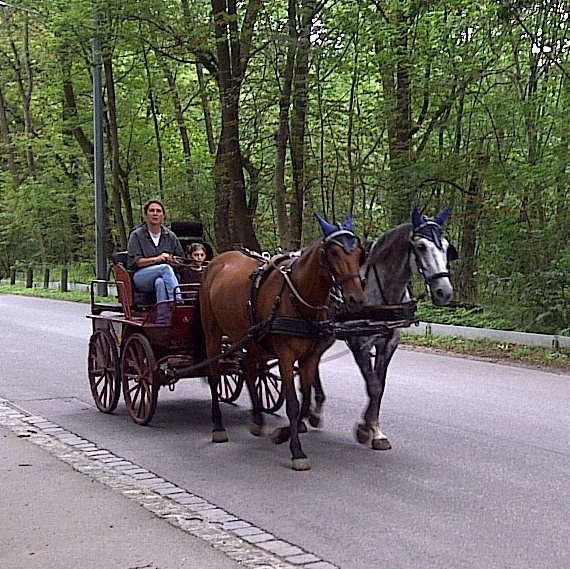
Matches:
[200,214,365,470]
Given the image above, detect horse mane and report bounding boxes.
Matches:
[367,223,412,266]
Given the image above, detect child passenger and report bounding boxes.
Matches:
[179,242,207,285]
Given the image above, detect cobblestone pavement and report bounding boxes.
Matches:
[0,397,336,569]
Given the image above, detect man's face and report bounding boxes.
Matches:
[146,203,164,225]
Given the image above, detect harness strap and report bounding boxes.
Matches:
[279,265,328,311]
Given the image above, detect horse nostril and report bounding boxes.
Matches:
[434,288,452,305]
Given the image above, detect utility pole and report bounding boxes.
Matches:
[93,2,107,294]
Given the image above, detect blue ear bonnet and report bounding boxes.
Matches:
[411,206,450,250]
[315,212,360,252]
[411,206,458,262]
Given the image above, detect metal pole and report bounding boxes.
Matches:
[93,3,107,294]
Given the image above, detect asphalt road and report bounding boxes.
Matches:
[0,294,569,569]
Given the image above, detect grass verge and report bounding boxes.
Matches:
[2,284,569,375]
[401,333,570,375]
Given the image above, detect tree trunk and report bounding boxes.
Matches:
[60,57,94,175]
[379,8,415,225]
[210,0,262,251]
[10,20,36,179]
[196,63,217,156]
[289,0,316,247]
[457,155,488,303]
[103,55,129,248]
[0,85,20,188]
[273,0,297,251]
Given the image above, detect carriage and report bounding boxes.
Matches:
[86,209,454,470]
[86,220,284,426]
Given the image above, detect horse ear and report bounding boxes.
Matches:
[342,212,354,232]
[434,205,452,227]
[315,212,337,237]
[412,206,423,228]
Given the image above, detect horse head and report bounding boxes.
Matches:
[410,206,458,306]
[315,212,365,309]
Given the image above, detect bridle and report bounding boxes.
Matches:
[363,220,454,305]
[280,229,363,311]
[410,220,453,287]
[319,229,364,287]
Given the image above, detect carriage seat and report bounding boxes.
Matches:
[111,252,156,315]
[111,220,213,318]
[171,220,214,260]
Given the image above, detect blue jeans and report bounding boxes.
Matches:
[133,264,180,302]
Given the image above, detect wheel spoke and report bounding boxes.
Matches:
[121,334,158,425]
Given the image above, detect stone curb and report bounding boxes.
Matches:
[0,398,338,569]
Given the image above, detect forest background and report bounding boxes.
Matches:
[1,0,570,335]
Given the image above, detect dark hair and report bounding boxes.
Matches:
[186,242,207,255]
[143,199,166,216]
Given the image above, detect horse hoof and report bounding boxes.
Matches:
[355,423,372,445]
[212,430,228,443]
[271,427,290,445]
[298,420,308,434]
[248,422,263,437]
[308,413,321,428]
[292,458,311,471]
[372,438,392,451]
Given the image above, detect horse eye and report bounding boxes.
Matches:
[416,242,427,252]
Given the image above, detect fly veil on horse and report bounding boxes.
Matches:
[200,214,365,470]
[310,206,458,450]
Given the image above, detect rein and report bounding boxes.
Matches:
[279,265,328,311]
[246,230,361,341]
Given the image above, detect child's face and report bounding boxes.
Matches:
[189,249,206,263]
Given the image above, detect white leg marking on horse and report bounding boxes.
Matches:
[371,422,387,441]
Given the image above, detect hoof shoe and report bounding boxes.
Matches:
[355,423,372,445]
[212,430,228,443]
[248,422,263,437]
[292,458,311,471]
[372,438,392,451]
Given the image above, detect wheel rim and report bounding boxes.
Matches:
[88,329,120,413]
[217,367,244,403]
[256,366,285,413]
[121,334,158,425]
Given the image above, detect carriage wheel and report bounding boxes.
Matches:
[217,362,245,403]
[121,333,158,426]
[88,328,121,413]
[256,362,286,414]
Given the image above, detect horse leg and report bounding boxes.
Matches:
[297,355,314,434]
[349,332,400,450]
[307,336,332,428]
[242,356,264,436]
[271,357,310,471]
[367,332,399,450]
[347,337,377,445]
[201,298,228,442]
[309,370,326,428]
[207,359,228,443]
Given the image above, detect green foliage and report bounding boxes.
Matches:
[1,0,570,334]
[416,302,514,331]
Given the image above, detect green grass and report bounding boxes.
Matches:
[0,284,107,304]
[2,283,570,373]
[401,332,570,373]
